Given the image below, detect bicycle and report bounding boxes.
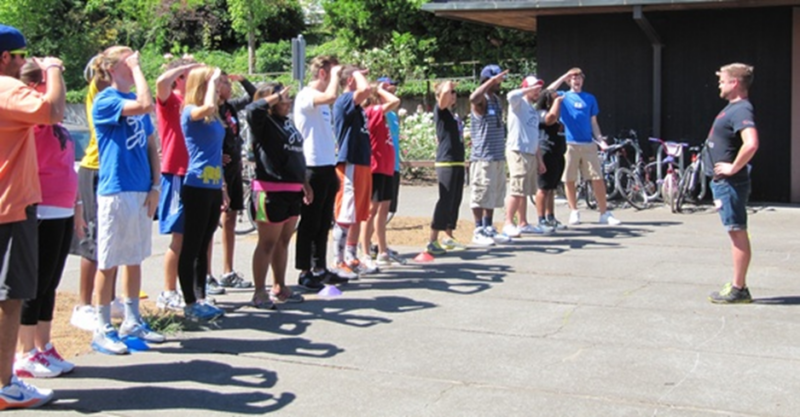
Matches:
[648,137,687,213]
[674,140,710,213]
[610,136,651,210]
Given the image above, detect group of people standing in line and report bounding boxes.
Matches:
[0,19,758,410]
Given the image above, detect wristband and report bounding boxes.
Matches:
[45,64,64,72]
[75,201,83,206]
[151,183,162,193]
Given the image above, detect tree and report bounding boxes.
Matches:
[322,0,537,79]
[227,0,304,74]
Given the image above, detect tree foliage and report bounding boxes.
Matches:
[322,0,537,78]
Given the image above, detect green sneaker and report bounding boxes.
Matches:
[426,241,446,255]
[709,282,752,304]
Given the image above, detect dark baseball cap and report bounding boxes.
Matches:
[0,25,26,54]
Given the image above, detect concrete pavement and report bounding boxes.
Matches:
[9,185,800,416]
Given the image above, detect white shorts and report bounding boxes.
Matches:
[97,192,152,270]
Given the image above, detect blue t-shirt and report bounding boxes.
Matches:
[333,91,371,166]
[559,91,599,144]
[181,105,225,189]
[386,111,401,172]
[92,88,156,196]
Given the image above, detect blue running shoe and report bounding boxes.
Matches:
[91,325,129,355]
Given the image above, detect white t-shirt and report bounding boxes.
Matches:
[506,89,541,155]
[293,86,336,167]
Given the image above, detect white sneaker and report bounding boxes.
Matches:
[39,343,74,374]
[485,226,512,244]
[471,227,495,246]
[599,211,622,225]
[0,376,54,409]
[568,210,581,225]
[70,304,96,332]
[119,320,166,344]
[501,224,521,238]
[13,350,61,379]
[156,291,185,311]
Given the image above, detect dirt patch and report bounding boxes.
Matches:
[52,293,159,359]
[386,216,476,248]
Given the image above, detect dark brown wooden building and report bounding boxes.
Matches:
[423,0,800,202]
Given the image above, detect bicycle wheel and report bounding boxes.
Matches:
[642,162,660,201]
[674,166,694,213]
[582,180,597,210]
[616,167,648,210]
[662,172,680,213]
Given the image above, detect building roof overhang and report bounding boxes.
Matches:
[422,0,800,32]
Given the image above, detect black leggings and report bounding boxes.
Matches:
[179,185,222,305]
[295,165,340,271]
[431,166,465,231]
[21,217,73,325]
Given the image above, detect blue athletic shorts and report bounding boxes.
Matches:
[157,173,185,235]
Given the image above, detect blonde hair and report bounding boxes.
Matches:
[91,46,133,83]
[308,55,338,80]
[434,80,453,99]
[719,63,754,90]
[183,65,219,123]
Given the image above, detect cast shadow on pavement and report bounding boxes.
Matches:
[752,296,800,305]
[337,263,511,296]
[51,386,293,415]
[69,359,278,387]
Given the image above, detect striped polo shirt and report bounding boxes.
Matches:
[469,94,506,161]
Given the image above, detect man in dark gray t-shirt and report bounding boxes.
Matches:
[706,63,759,304]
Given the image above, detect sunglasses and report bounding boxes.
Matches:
[8,49,27,58]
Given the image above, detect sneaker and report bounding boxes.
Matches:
[0,376,54,410]
[599,211,622,226]
[332,262,359,280]
[91,325,129,355]
[441,237,467,251]
[39,343,74,374]
[518,223,554,235]
[314,269,350,285]
[349,258,380,274]
[569,210,581,225]
[184,302,225,320]
[426,241,446,256]
[13,350,61,378]
[298,271,325,291]
[251,290,276,310]
[119,320,166,344]
[219,271,253,288]
[70,304,96,332]
[156,290,185,312]
[375,252,393,266]
[709,283,753,304]
[200,300,225,317]
[485,226,512,244]
[545,217,568,231]
[472,227,495,246]
[269,288,304,304]
[501,224,521,238]
[206,275,227,295]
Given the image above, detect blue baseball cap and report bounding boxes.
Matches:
[480,64,502,82]
[0,25,26,54]
[377,76,396,85]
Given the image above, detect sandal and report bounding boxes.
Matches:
[251,290,276,310]
[269,287,304,304]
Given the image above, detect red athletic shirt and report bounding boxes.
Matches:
[365,105,395,176]
[156,92,188,175]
